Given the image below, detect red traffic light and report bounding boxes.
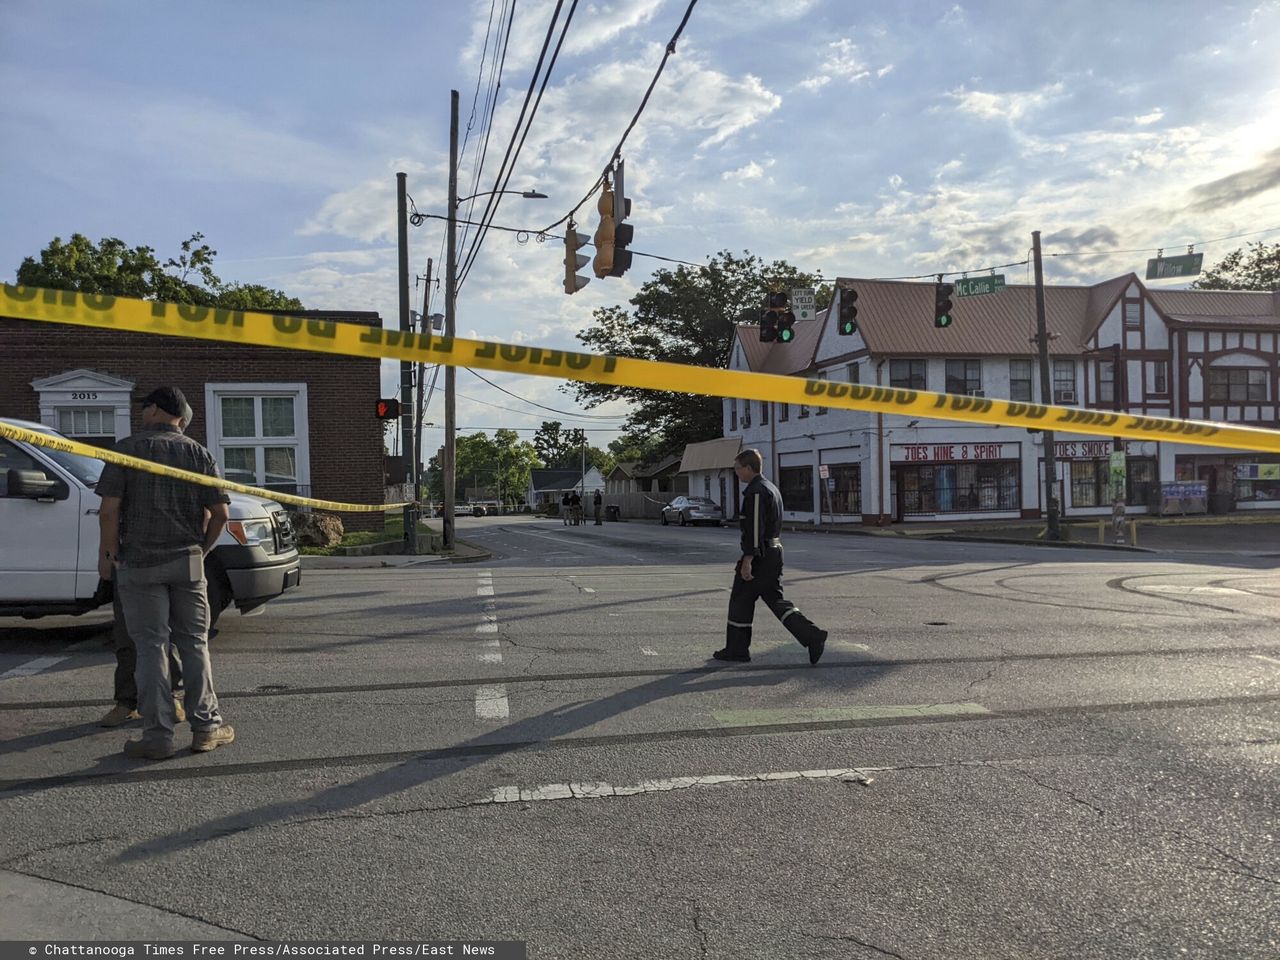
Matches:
[376,398,401,420]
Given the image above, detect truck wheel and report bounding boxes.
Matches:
[205,572,231,629]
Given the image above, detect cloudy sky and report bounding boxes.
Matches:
[3,0,1278,447]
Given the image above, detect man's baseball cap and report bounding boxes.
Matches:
[138,386,188,418]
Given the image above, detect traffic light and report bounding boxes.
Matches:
[759,306,778,342]
[376,398,400,420]
[564,221,590,295]
[934,282,955,328]
[838,288,858,335]
[592,183,617,278]
[609,159,634,278]
[775,291,796,343]
[761,290,795,343]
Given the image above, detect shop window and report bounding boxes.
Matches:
[945,359,982,395]
[1009,360,1033,402]
[1232,461,1280,501]
[826,464,861,514]
[890,360,926,390]
[1071,457,1157,507]
[1207,367,1267,403]
[778,466,813,512]
[898,461,1020,515]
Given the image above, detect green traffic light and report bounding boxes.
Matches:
[778,327,795,343]
[936,314,952,328]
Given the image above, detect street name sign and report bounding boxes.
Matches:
[791,287,817,321]
[1145,253,1203,280]
[954,275,1006,298]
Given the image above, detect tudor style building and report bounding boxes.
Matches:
[716,274,1280,524]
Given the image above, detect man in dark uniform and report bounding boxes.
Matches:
[713,448,827,664]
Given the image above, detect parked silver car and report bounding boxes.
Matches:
[660,496,724,526]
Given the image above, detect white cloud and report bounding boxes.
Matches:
[949,81,1066,123]
[723,160,774,182]
[888,174,905,190]
[1134,108,1164,126]
[799,38,877,92]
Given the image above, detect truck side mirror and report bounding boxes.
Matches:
[7,469,68,501]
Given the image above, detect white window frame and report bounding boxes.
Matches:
[204,382,311,494]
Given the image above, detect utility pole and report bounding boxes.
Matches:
[396,172,417,554]
[414,256,433,506]
[1032,230,1061,540]
[443,90,459,552]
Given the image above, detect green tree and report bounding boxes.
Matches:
[15,232,303,309]
[425,429,540,507]
[571,249,829,453]
[1193,241,1280,291]
[533,420,612,474]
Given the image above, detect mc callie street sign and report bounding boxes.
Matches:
[953,274,1006,298]
[1146,253,1203,280]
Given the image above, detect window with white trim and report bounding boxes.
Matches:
[206,384,310,495]
[58,407,115,444]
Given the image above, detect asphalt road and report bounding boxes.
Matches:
[1,516,1277,958]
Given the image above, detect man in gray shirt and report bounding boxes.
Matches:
[97,386,235,760]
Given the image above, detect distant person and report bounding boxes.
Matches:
[570,490,582,526]
[593,489,603,525]
[713,448,827,665]
[561,492,572,525]
[97,386,235,760]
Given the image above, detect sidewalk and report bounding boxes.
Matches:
[815,510,1280,554]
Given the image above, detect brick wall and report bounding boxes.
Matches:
[0,313,387,532]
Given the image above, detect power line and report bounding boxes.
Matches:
[459,0,516,257]
[413,210,706,268]
[539,0,701,234]
[465,368,629,419]
[456,390,626,424]
[457,0,575,287]
[424,424,621,433]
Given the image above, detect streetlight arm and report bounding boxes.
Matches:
[456,188,548,204]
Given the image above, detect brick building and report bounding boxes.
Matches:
[0,311,387,531]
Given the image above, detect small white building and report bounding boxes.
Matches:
[679,437,743,517]
[721,274,1280,524]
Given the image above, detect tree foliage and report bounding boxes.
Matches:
[532,420,613,474]
[425,428,540,505]
[15,232,304,309]
[571,250,830,454]
[1193,241,1280,291]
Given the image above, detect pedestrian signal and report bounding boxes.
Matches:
[376,398,401,420]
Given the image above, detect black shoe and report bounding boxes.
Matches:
[712,648,751,663]
[807,630,828,665]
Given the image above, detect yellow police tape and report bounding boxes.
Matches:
[5,282,1280,455]
[0,420,411,513]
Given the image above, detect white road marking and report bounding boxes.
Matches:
[484,768,880,804]
[0,656,68,680]
[1250,654,1280,666]
[582,587,595,594]
[1140,585,1251,595]
[475,684,510,720]
[479,652,503,664]
[477,586,494,596]
[475,622,499,634]
[641,647,658,656]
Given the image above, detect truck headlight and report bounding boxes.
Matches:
[226,519,274,547]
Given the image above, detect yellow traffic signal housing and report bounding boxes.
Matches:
[593,186,616,278]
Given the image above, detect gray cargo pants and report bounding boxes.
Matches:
[116,553,225,744]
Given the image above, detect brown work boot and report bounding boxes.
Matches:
[191,724,235,753]
[99,703,140,728]
[173,695,187,723]
[123,738,176,761]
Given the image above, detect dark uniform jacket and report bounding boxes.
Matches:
[739,474,784,557]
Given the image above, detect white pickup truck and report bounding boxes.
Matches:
[0,417,301,626]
